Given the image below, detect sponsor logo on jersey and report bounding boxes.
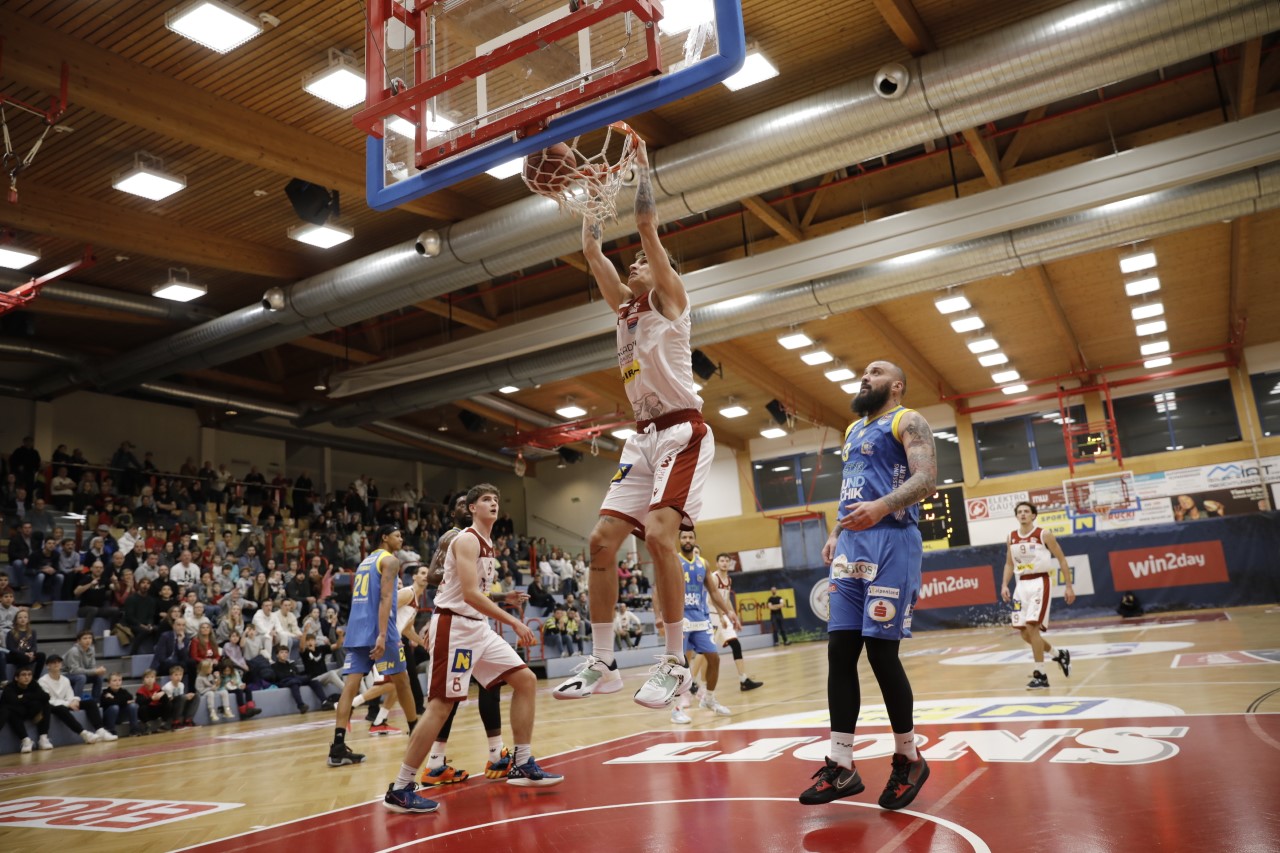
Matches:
[611,463,633,484]
[830,555,878,581]
[450,649,473,673]
[868,599,896,622]
[621,358,641,384]
[867,584,899,599]
[860,441,875,456]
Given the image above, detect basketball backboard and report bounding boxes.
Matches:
[356,0,745,210]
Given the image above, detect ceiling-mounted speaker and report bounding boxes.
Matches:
[558,446,583,464]
[285,178,339,225]
[458,410,486,432]
[691,349,721,382]
[765,399,788,426]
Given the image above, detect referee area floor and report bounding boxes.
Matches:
[2,606,1278,851]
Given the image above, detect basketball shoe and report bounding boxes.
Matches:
[327,743,366,767]
[798,757,864,805]
[1054,648,1071,677]
[879,753,930,810]
[383,783,439,814]
[1026,671,1049,690]
[484,748,512,779]
[671,706,692,724]
[633,654,692,709]
[740,678,764,691]
[506,756,564,787]
[370,723,401,736]
[552,655,623,699]
[699,694,732,716]
[420,761,469,786]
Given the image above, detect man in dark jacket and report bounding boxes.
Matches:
[150,618,193,688]
[124,578,162,655]
[0,667,52,752]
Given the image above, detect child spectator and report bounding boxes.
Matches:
[298,633,342,711]
[39,654,114,743]
[100,671,143,737]
[195,659,234,723]
[218,660,261,719]
[1,667,52,752]
[6,609,47,679]
[162,665,196,728]
[268,644,311,714]
[64,629,109,701]
[136,669,169,733]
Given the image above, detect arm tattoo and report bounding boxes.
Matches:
[881,414,938,514]
[634,167,656,219]
[588,221,602,242]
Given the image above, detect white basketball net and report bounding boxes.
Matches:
[522,122,641,222]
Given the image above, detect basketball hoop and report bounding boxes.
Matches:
[522,122,641,222]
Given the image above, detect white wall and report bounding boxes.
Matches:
[521,453,615,553]
[698,445,742,522]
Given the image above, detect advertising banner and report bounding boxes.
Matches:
[1109,540,1230,590]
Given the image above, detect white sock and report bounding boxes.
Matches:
[591,624,615,665]
[352,694,366,709]
[427,742,447,770]
[394,762,417,788]
[740,674,749,683]
[703,690,715,703]
[513,744,531,766]
[831,731,855,770]
[663,623,684,657]
[895,730,919,761]
[373,707,389,726]
[487,735,504,761]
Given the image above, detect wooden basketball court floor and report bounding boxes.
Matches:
[2,605,1278,851]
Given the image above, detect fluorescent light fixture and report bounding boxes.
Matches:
[840,382,860,394]
[1125,276,1160,296]
[0,245,40,270]
[657,0,714,35]
[556,402,587,419]
[386,114,456,140]
[934,293,971,314]
[1131,302,1164,320]
[1135,320,1167,336]
[498,385,519,394]
[485,158,524,180]
[722,50,779,91]
[611,428,637,440]
[719,404,749,419]
[966,337,999,354]
[1001,384,1029,395]
[760,427,787,439]
[977,352,1008,367]
[771,465,789,472]
[715,295,758,310]
[950,315,985,333]
[777,331,812,350]
[165,0,262,53]
[1140,340,1170,356]
[152,268,206,302]
[800,350,834,366]
[303,49,366,109]
[825,367,856,382]
[991,369,1021,384]
[288,222,354,248]
[1119,251,1157,274]
[112,152,186,200]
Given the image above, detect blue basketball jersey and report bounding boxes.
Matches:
[345,549,398,647]
[839,405,919,529]
[679,553,709,622]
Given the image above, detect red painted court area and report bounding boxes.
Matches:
[178,714,1280,853]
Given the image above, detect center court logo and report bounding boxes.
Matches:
[942,641,1193,665]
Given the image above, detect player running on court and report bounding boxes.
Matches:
[1002,501,1074,690]
[710,552,763,691]
[327,524,418,767]
[799,361,935,811]
[555,140,716,710]
[384,484,560,814]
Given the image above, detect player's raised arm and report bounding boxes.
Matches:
[583,217,628,313]
[632,142,687,317]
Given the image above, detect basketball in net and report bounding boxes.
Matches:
[521,122,641,222]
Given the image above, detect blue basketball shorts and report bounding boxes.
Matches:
[683,621,717,655]
[827,524,922,639]
[341,638,406,678]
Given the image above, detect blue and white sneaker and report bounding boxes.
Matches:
[383,783,440,813]
[506,756,565,787]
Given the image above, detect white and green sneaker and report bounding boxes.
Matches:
[671,706,692,725]
[553,655,623,700]
[633,654,692,709]
[699,695,732,716]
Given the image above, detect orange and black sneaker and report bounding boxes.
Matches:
[369,723,401,736]
[484,748,512,779]
[420,761,470,786]
[878,753,929,810]
[798,757,864,804]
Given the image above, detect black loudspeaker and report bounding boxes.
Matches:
[691,349,720,382]
[765,399,788,426]
[285,179,339,225]
[558,446,583,464]
[458,410,486,432]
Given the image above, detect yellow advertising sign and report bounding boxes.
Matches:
[1037,510,1073,538]
[736,588,795,623]
[922,538,949,552]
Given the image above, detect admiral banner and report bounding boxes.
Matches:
[735,588,795,623]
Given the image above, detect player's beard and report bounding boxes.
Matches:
[851,383,890,416]
[680,545,695,557]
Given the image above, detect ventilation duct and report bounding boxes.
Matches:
[0,275,218,324]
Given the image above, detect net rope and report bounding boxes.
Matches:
[522,122,641,222]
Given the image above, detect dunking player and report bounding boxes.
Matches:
[554,140,716,710]
[711,553,763,691]
[327,524,418,767]
[384,484,560,814]
[418,493,514,786]
[1002,501,1074,690]
[799,361,935,811]
[668,530,740,723]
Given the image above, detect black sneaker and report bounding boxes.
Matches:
[798,757,864,805]
[740,678,764,692]
[1055,649,1071,678]
[365,701,381,723]
[1026,670,1049,690]
[879,753,929,810]
[328,744,366,767]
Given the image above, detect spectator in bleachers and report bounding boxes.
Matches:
[221,586,255,619]
[526,577,555,612]
[291,470,313,517]
[239,546,265,576]
[194,572,222,620]
[285,566,311,609]
[225,493,248,526]
[216,605,246,645]
[106,550,127,583]
[110,441,143,496]
[185,603,214,638]
[9,436,40,492]
[100,672,143,737]
[7,520,39,587]
[151,616,192,688]
[134,552,160,584]
[71,479,96,514]
[246,572,272,609]
[29,538,60,609]
[221,627,249,673]
[27,498,57,539]
[50,467,76,512]
[136,669,168,733]
[542,605,570,658]
[158,541,178,567]
[218,660,260,719]
[0,587,17,641]
[614,602,644,649]
[240,623,274,686]
[252,599,284,649]
[110,568,134,612]
[64,629,108,701]
[123,578,161,655]
[133,495,158,528]
[40,654,113,742]
[1,666,52,752]
[276,598,303,651]
[81,535,108,569]
[150,563,179,601]
[267,644,311,714]
[298,633,341,711]
[170,550,201,589]
[57,537,82,582]
[74,561,120,628]
[162,665,195,728]
[195,659,234,723]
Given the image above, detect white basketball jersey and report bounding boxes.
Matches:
[433,528,496,620]
[616,292,703,421]
[1010,527,1053,577]
[394,587,418,635]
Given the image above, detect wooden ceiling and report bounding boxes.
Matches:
[1,1,1278,469]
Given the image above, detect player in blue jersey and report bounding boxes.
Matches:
[327,523,417,768]
[667,531,740,722]
[798,360,936,812]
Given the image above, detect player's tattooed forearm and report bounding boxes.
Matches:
[588,221,602,241]
[882,415,937,512]
[635,170,656,218]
